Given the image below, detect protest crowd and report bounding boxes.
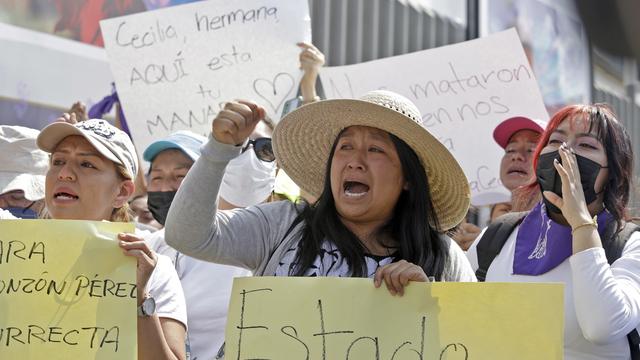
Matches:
[1,2,640,360]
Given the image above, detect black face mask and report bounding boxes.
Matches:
[535,150,606,214]
[147,191,177,226]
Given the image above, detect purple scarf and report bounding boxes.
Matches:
[513,202,612,276]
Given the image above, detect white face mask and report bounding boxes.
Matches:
[219,148,276,207]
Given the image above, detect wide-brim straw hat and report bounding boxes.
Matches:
[273,90,470,231]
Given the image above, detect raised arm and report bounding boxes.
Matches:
[297,42,324,104]
[164,101,276,270]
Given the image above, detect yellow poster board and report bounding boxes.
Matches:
[226,277,564,359]
[0,219,137,360]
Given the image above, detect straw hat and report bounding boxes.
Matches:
[273,90,470,231]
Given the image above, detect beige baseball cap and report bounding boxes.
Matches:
[37,119,138,179]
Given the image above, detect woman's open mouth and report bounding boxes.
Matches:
[53,192,79,201]
[343,181,370,198]
[507,166,529,176]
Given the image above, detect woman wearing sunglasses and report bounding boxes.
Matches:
[165,90,475,299]
[216,41,325,209]
[218,118,277,210]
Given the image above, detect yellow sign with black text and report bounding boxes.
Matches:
[226,277,563,359]
[0,220,136,360]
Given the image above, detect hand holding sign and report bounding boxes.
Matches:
[212,100,265,145]
[297,41,325,74]
[118,232,158,304]
[373,259,429,296]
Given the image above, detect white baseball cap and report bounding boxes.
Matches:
[0,125,49,201]
[37,119,139,179]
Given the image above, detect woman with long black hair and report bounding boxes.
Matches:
[165,90,476,295]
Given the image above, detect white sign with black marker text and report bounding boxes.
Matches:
[100,0,311,155]
[320,29,549,206]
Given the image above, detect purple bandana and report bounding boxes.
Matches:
[513,202,612,276]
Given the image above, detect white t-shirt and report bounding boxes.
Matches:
[135,221,160,234]
[467,226,640,360]
[146,252,188,329]
[146,229,250,360]
[276,240,407,277]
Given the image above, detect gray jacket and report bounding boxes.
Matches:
[165,138,476,281]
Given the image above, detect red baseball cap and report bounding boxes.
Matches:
[493,116,546,149]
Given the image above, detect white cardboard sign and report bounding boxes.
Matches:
[100,0,311,154]
[320,29,549,206]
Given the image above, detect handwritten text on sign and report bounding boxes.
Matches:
[320,29,549,206]
[0,220,136,360]
[100,0,311,155]
[226,277,563,359]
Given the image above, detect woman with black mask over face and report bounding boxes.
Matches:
[466,104,640,359]
[144,131,208,226]
[144,124,279,360]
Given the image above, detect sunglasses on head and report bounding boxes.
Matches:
[242,137,275,162]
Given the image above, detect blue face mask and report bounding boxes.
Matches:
[5,204,38,219]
